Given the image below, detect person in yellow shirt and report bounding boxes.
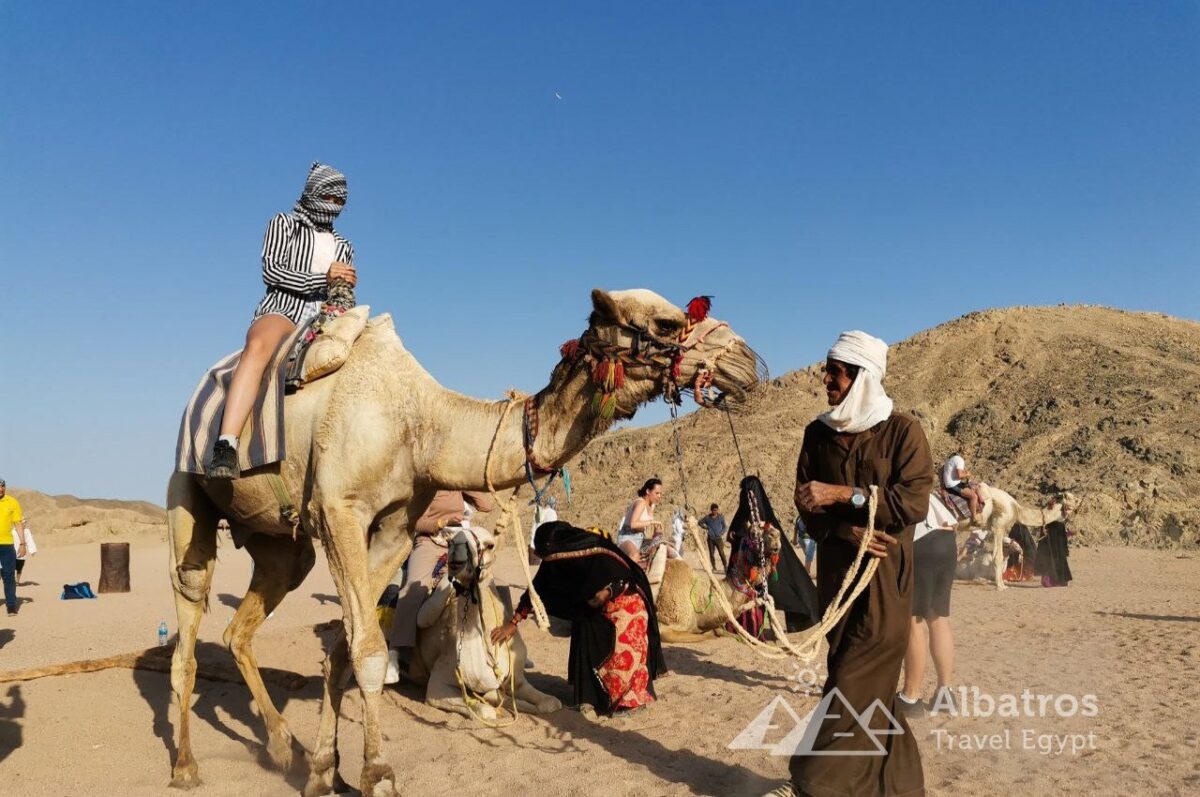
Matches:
[0,478,28,616]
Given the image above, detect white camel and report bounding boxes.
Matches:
[408,525,561,720]
[943,485,1079,589]
[166,288,761,796]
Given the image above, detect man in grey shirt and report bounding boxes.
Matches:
[698,503,728,570]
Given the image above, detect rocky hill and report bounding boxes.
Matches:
[8,488,167,546]
[557,306,1200,547]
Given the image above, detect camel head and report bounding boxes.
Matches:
[446,526,497,595]
[556,288,766,422]
[1048,491,1082,519]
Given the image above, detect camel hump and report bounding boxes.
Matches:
[300,305,371,383]
[367,312,394,331]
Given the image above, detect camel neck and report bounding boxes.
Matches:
[422,361,612,492]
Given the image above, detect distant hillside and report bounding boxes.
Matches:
[9,488,166,546]
[558,306,1200,547]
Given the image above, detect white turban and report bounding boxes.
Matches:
[819,330,894,434]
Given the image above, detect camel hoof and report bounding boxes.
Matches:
[539,697,563,713]
[361,763,399,797]
[267,726,294,770]
[169,762,201,790]
[302,759,340,797]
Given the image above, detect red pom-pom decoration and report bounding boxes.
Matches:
[686,295,713,323]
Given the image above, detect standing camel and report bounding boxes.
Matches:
[166,288,763,796]
[945,485,1078,590]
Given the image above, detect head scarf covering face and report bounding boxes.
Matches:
[293,162,348,230]
[819,330,894,434]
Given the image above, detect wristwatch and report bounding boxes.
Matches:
[850,488,867,509]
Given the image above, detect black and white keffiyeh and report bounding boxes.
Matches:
[293,162,348,230]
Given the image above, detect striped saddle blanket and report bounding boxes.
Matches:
[938,489,972,521]
[174,323,310,476]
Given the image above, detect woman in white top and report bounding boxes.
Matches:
[616,479,681,564]
[207,163,358,479]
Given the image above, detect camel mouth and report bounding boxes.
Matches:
[707,340,768,410]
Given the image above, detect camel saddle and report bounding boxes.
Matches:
[938,488,972,522]
[284,304,373,391]
[174,305,379,478]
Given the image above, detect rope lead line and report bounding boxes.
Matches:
[485,397,550,630]
[681,486,880,663]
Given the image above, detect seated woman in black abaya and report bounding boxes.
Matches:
[492,521,667,716]
[726,476,820,636]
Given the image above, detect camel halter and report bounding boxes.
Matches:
[553,296,733,421]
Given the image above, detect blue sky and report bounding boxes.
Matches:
[2,2,1197,503]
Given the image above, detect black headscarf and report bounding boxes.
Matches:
[728,476,819,633]
[531,521,657,626]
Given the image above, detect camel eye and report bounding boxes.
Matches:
[654,318,683,337]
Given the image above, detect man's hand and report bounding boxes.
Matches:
[17,546,26,558]
[795,481,852,513]
[847,527,898,558]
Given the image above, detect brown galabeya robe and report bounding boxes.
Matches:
[791,412,934,797]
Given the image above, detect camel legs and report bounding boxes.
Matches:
[166,473,219,790]
[305,500,412,797]
[991,520,1013,591]
[224,533,315,771]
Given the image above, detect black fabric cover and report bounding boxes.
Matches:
[1035,520,1073,586]
[521,521,667,714]
[728,476,819,633]
[1007,524,1038,568]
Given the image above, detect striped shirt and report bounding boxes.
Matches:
[253,212,355,325]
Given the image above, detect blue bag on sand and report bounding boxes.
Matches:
[61,582,97,600]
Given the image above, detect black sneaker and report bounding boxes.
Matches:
[895,692,926,718]
[206,440,240,479]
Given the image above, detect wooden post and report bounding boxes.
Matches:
[98,542,131,593]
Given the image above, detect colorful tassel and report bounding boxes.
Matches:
[686,295,713,323]
[560,338,581,359]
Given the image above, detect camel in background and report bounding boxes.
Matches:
[944,485,1079,589]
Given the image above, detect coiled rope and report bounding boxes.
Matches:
[681,486,880,662]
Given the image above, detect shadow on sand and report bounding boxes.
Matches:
[1094,610,1200,623]
[0,684,24,765]
[131,641,321,791]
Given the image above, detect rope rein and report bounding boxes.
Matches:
[680,487,881,662]
[484,396,550,630]
[452,580,521,728]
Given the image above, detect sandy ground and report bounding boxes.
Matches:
[1,539,1198,796]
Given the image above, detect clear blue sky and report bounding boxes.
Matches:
[2,2,1196,504]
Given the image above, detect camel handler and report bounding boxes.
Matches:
[385,490,494,684]
[781,330,934,797]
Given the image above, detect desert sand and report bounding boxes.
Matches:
[1,535,1197,796]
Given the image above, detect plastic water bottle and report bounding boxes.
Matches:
[158,621,169,647]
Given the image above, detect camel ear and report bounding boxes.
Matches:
[590,289,621,325]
